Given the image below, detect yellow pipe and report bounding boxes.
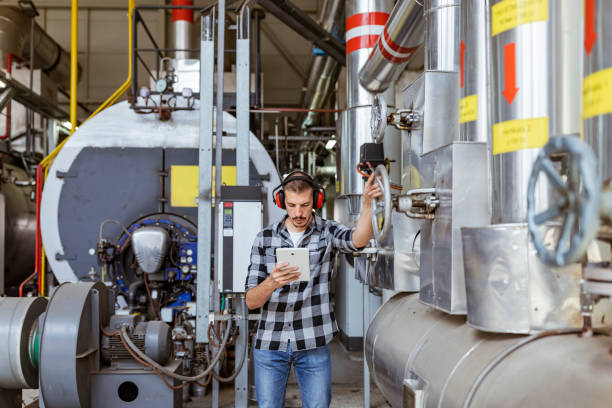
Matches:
[40,0,135,168]
[70,0,78,135]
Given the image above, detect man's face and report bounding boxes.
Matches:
[284,189,314,230]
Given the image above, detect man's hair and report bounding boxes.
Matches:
[284,171,314,194]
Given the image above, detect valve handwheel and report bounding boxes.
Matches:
[527,135,601,267]
[372,164,392,244]
[371,94,388,144]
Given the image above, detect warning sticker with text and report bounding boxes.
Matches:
[583,67,612,119]
[493,116,549,155]
[460,94,478,124]
[491,0,548,37]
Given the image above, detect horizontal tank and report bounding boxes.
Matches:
[366,293,612,407]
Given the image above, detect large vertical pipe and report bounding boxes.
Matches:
[490,0,582,223]
[196,7,215,343]
[172,0,193,59]
[459,0,490,143]
[583,1,612,181]
[341,0,396,198]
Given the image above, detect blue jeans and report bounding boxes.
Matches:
[253,342,332,408]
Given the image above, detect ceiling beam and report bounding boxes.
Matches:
[256,0,345,65]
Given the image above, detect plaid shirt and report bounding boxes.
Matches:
[245,215,358,351]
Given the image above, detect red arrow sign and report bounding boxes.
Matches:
[502,42,518,105]
[460,40,465,88]
[585,0,597,55]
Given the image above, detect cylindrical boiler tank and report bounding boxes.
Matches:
[1,161,35,292]
[40,101,283,283]
[366,293,612,407]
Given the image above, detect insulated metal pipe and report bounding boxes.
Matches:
[583,0,612,181]
[342,0,400,198]
[358,0,424,94]
[172,0,194,59]
[459,0,490,143]
[0,6,80,90]
[300,0,343,133]
[424,0,461,72]
[490,0,582,223]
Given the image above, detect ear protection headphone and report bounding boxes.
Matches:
[273,171,325,210]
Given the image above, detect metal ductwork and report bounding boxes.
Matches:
[359,0,424,94]
[0,6,80,90]
[299,0,343,133]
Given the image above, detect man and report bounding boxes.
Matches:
[245,170,381,408]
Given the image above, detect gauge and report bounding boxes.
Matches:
[155,78,168,93]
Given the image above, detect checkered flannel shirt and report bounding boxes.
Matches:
[245,214,358,351]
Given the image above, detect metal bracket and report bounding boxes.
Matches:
[55,252,77,261]
[389,109,421,131]
[56,170,78,179]
[394,188,439,220]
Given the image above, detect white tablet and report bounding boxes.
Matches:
[276,247,310,282]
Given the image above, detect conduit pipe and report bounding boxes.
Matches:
[359,0,424,93]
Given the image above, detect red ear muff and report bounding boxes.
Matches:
[274,190,286,209]
[313,189,325,210]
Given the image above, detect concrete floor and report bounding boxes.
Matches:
[186,338,390,407]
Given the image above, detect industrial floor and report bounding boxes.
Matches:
[186,338,389,407]
[23,339,389,407]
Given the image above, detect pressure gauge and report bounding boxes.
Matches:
[155,78,168,93]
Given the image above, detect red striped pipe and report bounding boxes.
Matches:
[345,11,390,54]
[172,0,193,22]
[358,0,424,93]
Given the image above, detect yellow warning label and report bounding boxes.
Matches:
[493,116,549,155]
[491,0,548,37]
[170,165,237,207]
[583,67,612,119]
[459,94,478,124]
